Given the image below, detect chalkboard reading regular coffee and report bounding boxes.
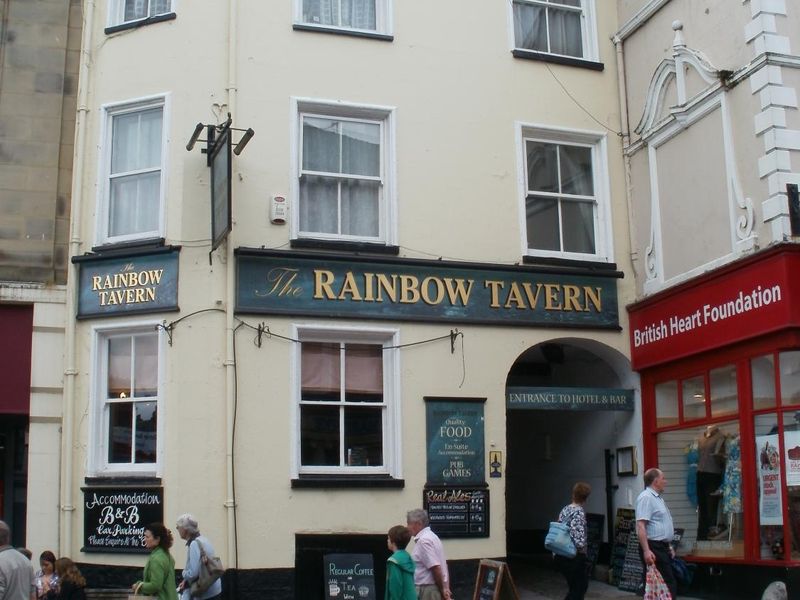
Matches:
[82,486,163,554]
[324,553,375,600]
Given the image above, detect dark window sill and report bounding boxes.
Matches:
[512,49,604,71]
[83,476,162,487]
[105,12,176,35]
[293,23,393,42]
[291,475,404,489]
[73,239,177,263]
[290,238,400,255]
[521,255,623,278]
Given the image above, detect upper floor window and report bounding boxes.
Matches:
[293,99,395,245]
[512,0,597,61]
[98,97,167,245]
[109,0,173,27]
[519,125,611,261]
[296,0,391,35]
[90,326,162,476]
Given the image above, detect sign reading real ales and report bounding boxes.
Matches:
[74,248,180,318]
[236,250,620,328]
[81,487,163,553]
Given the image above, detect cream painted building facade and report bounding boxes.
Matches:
[65,1,638,597]
[619,0,800,595]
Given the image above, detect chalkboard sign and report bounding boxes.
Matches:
[609,508,635,585]
[472,559,519,600]
[323,553,376,600]
[424,487,489,538]
[585,513,604,576]
[618,525,644,593]
[81,486,163,554]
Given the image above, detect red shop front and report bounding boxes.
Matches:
[628,244,800,594]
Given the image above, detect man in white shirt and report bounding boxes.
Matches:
[0,520,35,600]
[406,509,451,600]
[636,468,678,598]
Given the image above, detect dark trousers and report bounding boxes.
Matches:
[696,471,722,540]
[639,540,677,599]
[553,553,588,600]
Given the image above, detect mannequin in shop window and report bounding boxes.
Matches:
[719,433,741,541]
[696,425,726,540]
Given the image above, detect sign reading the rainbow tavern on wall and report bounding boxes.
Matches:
[75,248,180,318]
[235,250,620,328]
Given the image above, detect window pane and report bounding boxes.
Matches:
[109,172,160,237]
[341,180,379,237]
[752,354,777,410]
[341,121,379,176]
[561,200,595,254]
[108,337,131,399]
[345,407,383,466]
[710,365,738,419]
[124,0,147,21]
[135,401,157,463]
[341,0,376,30]
[655,380,678,428]
[783,412,800,560]
[526,196,559,251]
[345,344,382,401]
[303,117,340,173]
[755,414,784,559]
[682,376,706,421]
[302,342,341,400]
[299,175,338,234]
[548,7,583,57]
[108,402,133,463]
[111,109,162,174]
[513,2,547,51]
[134,334,158,397]
[559,145,593,196]
[150,0,170,16]
[526,141,558,193]
[780,351,800,406]
[301,405,340,466]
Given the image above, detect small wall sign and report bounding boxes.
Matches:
[81,486,163,553]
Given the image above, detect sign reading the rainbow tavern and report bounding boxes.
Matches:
[75,248,180,318]
[236,250,620,328]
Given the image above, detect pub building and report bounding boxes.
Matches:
[628,244,800,595]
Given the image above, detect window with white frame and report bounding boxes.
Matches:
[296,0,390,34]
[512,0,592,59]
[109,0,173,27]
[521,126,609,259]
[100,98,165,245]
[295,327,398,476]
[296,101,394,243]
[93,328,161,474]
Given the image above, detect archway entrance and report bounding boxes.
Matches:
[505,338,638,570]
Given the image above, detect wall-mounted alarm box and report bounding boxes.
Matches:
[270,195,287,225]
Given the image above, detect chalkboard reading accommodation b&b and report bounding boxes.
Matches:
[82,486,163,554]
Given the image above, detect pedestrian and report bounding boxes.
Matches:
[406,509,451,600]
[132,523,178,600]
[14,551,31,562]
[34,552,58,599]
[384,525,415,600]
[0,519,35,600]
[46,558,85,600]
[175,514,222,600]
[553,482,591,600]
[636,468,678,599]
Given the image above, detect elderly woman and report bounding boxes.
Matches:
[554,482,592,600]
[175,514,222,600]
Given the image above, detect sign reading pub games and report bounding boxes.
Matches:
[236,250,620,328]
[82,486,163,553]
[74,248,180,318]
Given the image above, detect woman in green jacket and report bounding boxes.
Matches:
[133,523,178,600]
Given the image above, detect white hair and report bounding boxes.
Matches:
[175,513,199,535]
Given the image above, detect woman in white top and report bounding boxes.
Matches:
[175,514,223,600]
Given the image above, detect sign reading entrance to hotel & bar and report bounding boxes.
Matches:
[74,247,180,318]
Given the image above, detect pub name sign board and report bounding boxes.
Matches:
[75,248,180,318]
[236,250,620,328]
[82,486,163,553]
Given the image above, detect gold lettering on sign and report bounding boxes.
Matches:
[258,267,302,298]
[91,267,164,307]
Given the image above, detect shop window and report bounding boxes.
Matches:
[710,364,737,419]
[294,326,399,478]
[658,422,743,559]
[295,0,391,36]
[752,354,777,411]
[655,380,678,428]
[90,326,162,475]
[780,351,800,405]
[511,0,598,62]
[682,375,706,421]
[782,411,800,561]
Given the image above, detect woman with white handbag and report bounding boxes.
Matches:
[553,482,592,600]
[175,514,222,600]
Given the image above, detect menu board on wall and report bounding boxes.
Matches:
[323,554,376,600]
[585,513,605,576]
[609,508,635,586]
[423,487,489,538]
[82,487,163,553]
[424,397,485,486]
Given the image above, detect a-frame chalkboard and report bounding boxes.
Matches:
[472,559,519,600]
